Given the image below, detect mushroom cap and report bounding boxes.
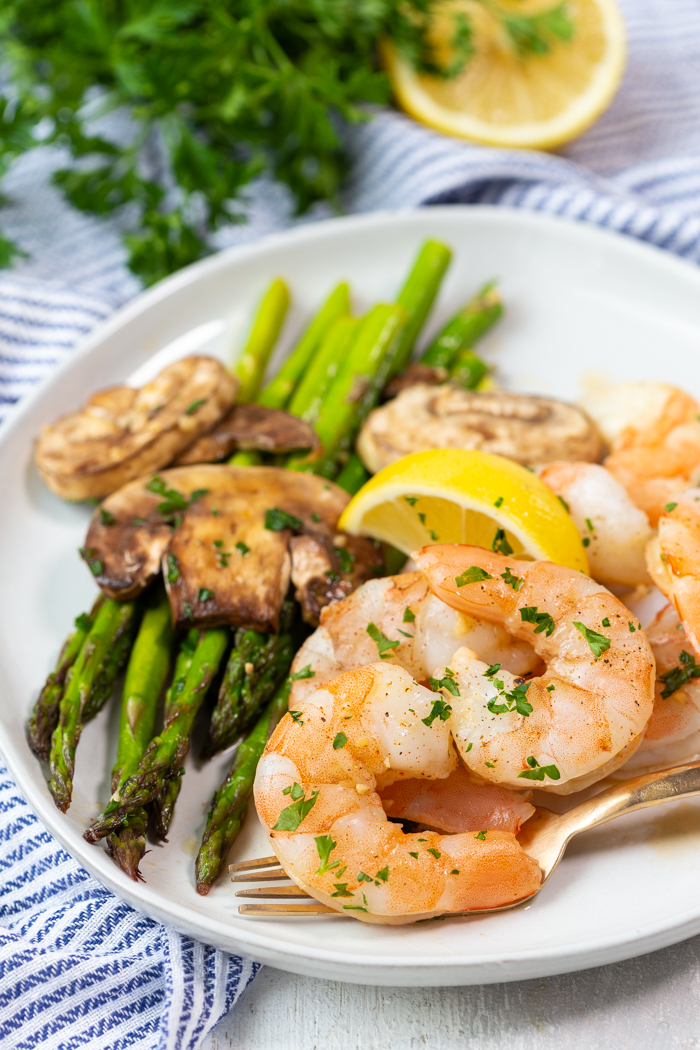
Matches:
[84,465,372,631]
[174,403,319,465]
[357,384,604,474]
[35,356,237,501]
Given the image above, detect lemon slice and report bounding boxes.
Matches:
[338,449,588,572]
[383,0,626,150]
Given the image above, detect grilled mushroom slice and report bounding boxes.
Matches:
[84,465,373,631]
[174,403,319,465]
[289,533,383,626]
[357,384,604,473]
[35,356,237,501]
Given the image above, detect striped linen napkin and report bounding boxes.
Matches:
[1,0,700,1045]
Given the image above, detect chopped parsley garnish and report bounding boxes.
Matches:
[290,665,315,681]
[583,537,590,547]
[418,512,426,525]
[450,869,460,875]
[334,547,355,575]
[166,553,180,583]
[366,622,400,658]
[273,784,319,830]
[314,835,341,875]
[146,476,208,517]
[629,621,637,632]
[74,613,92,632]
[484,663,501,678]
[518,756,561,782]
[213,539,223,548]
[331,884,354,898]
[487,680,533,717]
[494,496,504,508]
[547,684,556,692]
[501,567,524,591]
[409,851,419,859]
[342,904,368,912]
[557,496,570,513]
[235,541,250,556]
[427,847,441,859]
[465,742,473,753]
[573,621,611,659]
[310,512,321,523]
[492,528,513,555]
[289,710,304,725]
[80,547,103,576]
[403,607,415,623]
[428,668,460,697]
[375,866,389,882]
[602,617,611,627]
[475,830,487,841]
[211,507,220,517]
[198,587,214,602]
[519,606,555,637]
[485,761,495,768]
[99,508,115,526]
[405,496,419,506]
[422,698,453,726]
[132,517,149,526]
[332,732,347,749]
[455,566,492,587]
[185,398,206,415]
[283,782,304,799]
[265,507,303,532]
[183,601,193,620]
[428,529,439,542]
[357,871,373,884]
[398,629,414,638]
[659,650,700,698]
[585,517,594,532]
[665,502,678,513]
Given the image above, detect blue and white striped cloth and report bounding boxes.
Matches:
[2,0,700,1045]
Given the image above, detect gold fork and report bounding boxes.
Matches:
[231,760,700,917]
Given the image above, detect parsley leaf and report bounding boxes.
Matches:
[573,621,611,659]
[273,785,319,831]
[501,567,524,591]
[366,622,400,658]
[660,650,700,698]
[99,508,115,526]
[475,830,487,841]
[403,607,416,623]
[185,398,206,415]
[334,547,355,575]
[422,698,453,726]
[428,671,460,697]
[492,528,513,555]
[518,756,561,782]
[265,508,303,532]
[198,587,215,602]
[166,553,180,583]
[519,606,556,637]
[333,732,347,750]
[455,566,493,587]
[315,835,341,876]
[235,541,250,556]
[487,680,533,717]
[290,665,315,681]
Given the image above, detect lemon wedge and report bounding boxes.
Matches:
[383,0,626,150]
[338,449,588,572]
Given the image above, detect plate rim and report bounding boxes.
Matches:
[4,204,700,985]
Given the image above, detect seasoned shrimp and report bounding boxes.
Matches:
[289,572,540,706]
[646,489,700,655]
[580,381,700,525]
[254,663,542,923]
[619,603,700,775]
[539,462,653,588]
[379,764,535,834]
[414,544,656,793]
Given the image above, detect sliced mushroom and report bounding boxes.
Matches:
[84,465,356,631]
[382,362,444,401]
[173,403,319,465]
[290,533,383,626]
[357,383,604,473]
[35,356,237,501]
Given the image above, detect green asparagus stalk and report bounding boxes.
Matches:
[390,239,452,376]
[105,587,174,880]
[287,316,360,424]
[49,598,138,812]
[228,450,262,466]
[287,303,406,475]
[28,596,104,762]
[335,452,369,495]
[233,278,290,403]
[449,348,488,390]
[205,603,295,757]
[258,282,350,409]
[196,677,291,894]
[83,627,229,842]
[421,281,503,372]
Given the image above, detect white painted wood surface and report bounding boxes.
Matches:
[204,939,700,1049]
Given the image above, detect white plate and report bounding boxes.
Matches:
[4,207,700,988]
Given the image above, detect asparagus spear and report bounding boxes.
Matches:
[421,281,503,373]
[49,598,138,812]
[233,278,290,403]
[287,316,360,424]
[196,677,291,894]
[28,596,104,761]
[258,282,350,409]
[205,602,295,757]
[287,303,406,475]
[449,348,488,390]
[83,627,229,842]
[390,239,452,376]
[335,452,369,495]
[149,627,199,840]
[105,587,175,880]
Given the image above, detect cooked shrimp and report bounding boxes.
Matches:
[619,603,700,775]
[539,462,653,588]
[580,381,700,525]
[379,764,535,834]
[646,489,700,655]
[289,572,540,707]
[254,663,542,923]
[414,544,656,793]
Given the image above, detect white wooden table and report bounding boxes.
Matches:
[204,936,700,1049]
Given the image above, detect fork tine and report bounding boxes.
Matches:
[230,868,289,883]
[235,885,311,899]
[238,902,338,916]
[228,855,280,873]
